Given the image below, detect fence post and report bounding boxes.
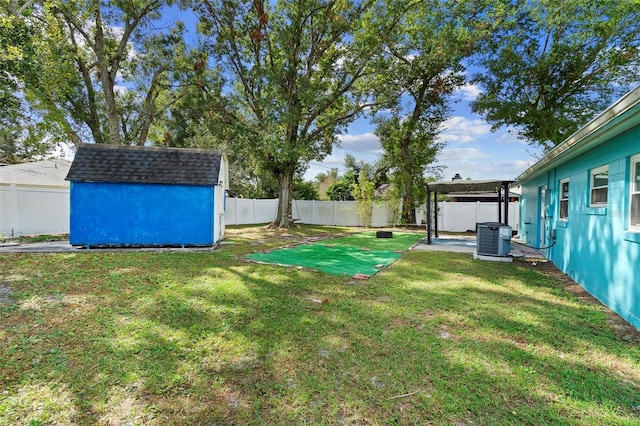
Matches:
[9,184,19,236]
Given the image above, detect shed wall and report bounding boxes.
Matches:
[519,125,640,329]
[70,182,215,246]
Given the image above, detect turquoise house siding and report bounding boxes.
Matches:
[517,91,640,330]
[70,182,215,247]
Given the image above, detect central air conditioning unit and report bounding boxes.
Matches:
[477,222,512,257]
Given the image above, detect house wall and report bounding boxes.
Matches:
[519,125,640,329]
[70,182,216,246]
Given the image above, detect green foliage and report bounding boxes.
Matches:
[0,8,58,162]
[2,0,196,149]
[326,172,357,201]
[351,170,375,227]
[369,0,479,224]
[472,0,640,151]
[293,177,320,201]
[313,168,340,200]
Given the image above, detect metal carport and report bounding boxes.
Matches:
[424,179,513,244]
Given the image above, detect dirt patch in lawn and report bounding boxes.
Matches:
[0,283,14,306]
[515,258,640,342]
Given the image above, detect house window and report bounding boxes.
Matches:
[631,154,640,230]
[590,165,608,206]
[559,178,569,221]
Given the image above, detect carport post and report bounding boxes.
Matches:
[503,181,510,225]
[434,191,439,238]
[497,187,502,223]
[426,187,432,244]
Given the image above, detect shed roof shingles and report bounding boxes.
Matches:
[66,144,223,186]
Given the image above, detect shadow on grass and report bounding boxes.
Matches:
[0,249,639,424]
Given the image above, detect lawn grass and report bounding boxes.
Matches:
[1,225,639,425]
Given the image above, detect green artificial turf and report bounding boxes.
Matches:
[246,231,424,276]
[327,231,425,251]
[247,243,401,276]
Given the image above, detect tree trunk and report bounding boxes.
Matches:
[401,168,417,225]
[93,5,122,145]
[400,133,417,224]
[272,170,296,228]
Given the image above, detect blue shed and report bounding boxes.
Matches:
[515,86,640,329]
[66,144,228,247]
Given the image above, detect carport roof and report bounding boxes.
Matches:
[425,179,513,193]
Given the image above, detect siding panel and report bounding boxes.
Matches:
[70,182,214,246]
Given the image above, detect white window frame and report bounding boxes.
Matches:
[559,178,569,221]
[590,165,609,207]
[630,154,640,230]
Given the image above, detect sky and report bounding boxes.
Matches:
[304,82,540,182]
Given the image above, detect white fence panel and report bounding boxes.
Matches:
[226,198,278,225]
[225,198,518,231]
[0,184,70,237]
[437,202,519,233]
[371,203,391,227]
[295,200,363,226]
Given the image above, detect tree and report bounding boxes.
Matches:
[3,0,198,148]
[325,154,388,201]
[293,177,320,200]
[193,0,402,227]
[0,1,58,162]
[472,0,640,151]
[370,0,478,224]
[326,172,357,201]
[352,169,375,227]
[314,168,339,200]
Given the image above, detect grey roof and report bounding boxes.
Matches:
[66,144,224,186]
[426,179,513,193]
[0,159,71,187]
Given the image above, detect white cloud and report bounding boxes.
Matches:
[436,147,533,180]
[496,132,526,144]
[456,83,482,101]
[314,154,348,170]
[337,132,383,154]
[439,116,492,144]
[438,147,490,162]
[114,84,129,94]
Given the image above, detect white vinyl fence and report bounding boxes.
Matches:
[226,197,519,231]
[0,184,70,237]
[437,202,519,232]
[0,190,518,237]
